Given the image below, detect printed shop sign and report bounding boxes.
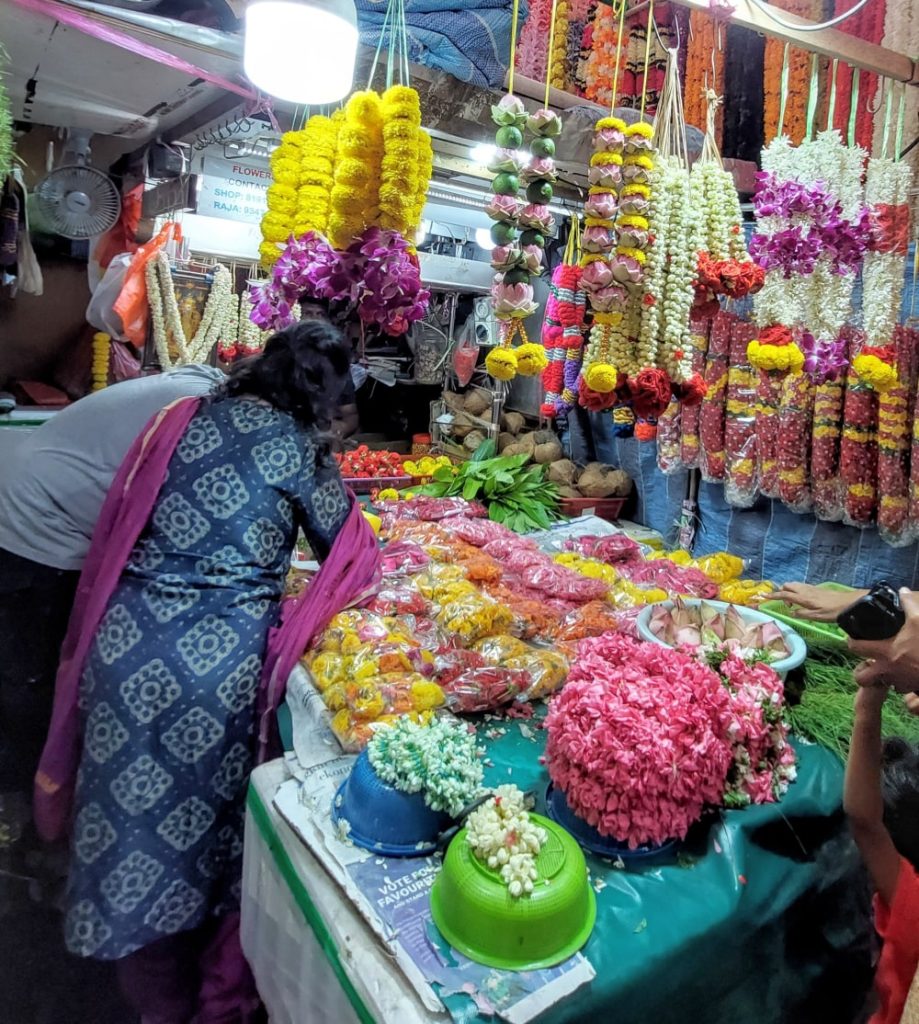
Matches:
[198,154,270,223]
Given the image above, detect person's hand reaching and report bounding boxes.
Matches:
[850,589,919,694]
[766,582,867,622]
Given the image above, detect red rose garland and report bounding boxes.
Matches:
[541,261,587,418]
[877,326,915,545]
[699,312,734,482]
[840,336,880,528]
[777,371,814,512]
[755,369,785,498]
[656,397,683,472]
[724,320,760,508]
[679,319,711,468]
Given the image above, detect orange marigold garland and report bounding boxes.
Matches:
[762,0,821,144]
[683,11,724,142]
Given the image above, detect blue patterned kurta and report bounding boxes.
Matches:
[64,396,350,960]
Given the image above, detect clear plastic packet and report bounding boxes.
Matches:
[447,517,515,548]
[699,312,734,482]
[755,370,784,498]
[385,520,450,546]
[811,376,847,522]
[455,548,504,583]
[351,639,434,680]
[690,552,745,584]
[656,397,683,474]
[442,667,529,714]
[314,609,389,653]
[777,371,814,513]
[481,582,563,639]
[679,319,710,468]
[301,650,350,692]
[471,635,532,663]
[718,579,775,605]
[411,563,471,601]
[723,320,759,508]
[505,649,569,700]
[554,600,620,642]
[841,366,879,528]
[364,583,428,617]
[435,593,516,643]
[330,709,435,753]
[568,533,643,565]
[481,536,543,569]
[521,561,611,602]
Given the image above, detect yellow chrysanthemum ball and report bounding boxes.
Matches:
[585,362,619,393]
[328,90,384,249]
[259,241,281,267]
[747,341,805,374]
[853,352,899,393]
[596,116,627,132]
[625,121,654,139]
[515,342,549,376]
[486,347,519,381]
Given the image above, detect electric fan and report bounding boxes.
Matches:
[32,132,121,239]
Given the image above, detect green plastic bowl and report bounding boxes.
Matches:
[429,813,596,971]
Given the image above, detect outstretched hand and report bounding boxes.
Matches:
[766,582,864,623]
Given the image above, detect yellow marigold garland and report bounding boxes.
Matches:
[329,91,384,250]
[380,85,424,238]
[294,114,339,239]
[260,129,310,266]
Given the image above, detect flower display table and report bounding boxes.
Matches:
[242,722,868,1024]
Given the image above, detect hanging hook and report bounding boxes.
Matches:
[866,76,885,116]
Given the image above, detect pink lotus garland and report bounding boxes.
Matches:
[250,228,429,337]
[545,634,733,848]
[544,634,796,847]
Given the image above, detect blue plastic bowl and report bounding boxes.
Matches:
[331,750,452,857]
[635,598,807,680]
[545,785,678,862]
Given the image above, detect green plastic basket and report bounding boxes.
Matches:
[430,814,596,971]
[759,583,856,651]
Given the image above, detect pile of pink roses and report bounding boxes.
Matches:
[544,634,795,848]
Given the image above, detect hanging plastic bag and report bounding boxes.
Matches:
[452,318,479,386]
[86,252,132,339]
[113,222,174,348]
[109,340,141,384]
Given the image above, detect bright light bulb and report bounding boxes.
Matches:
[475,227,493,250]
[244,0,358,104]
[470,143,496,167]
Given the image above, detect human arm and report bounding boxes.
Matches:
[849,589,919,693]
[765,582,868,621]
[294,435,352,561]
[331,403,360,442]
[844,683,901,906]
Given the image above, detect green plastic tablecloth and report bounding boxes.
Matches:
[267,710,872,1024]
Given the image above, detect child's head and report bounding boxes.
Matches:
[882,737,919,869]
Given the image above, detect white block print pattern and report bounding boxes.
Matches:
[119,659,182,724]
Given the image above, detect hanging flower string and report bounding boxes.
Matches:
[541,221,586,418]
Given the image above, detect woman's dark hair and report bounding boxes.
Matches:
[218,320,350,427]
[881,737,919,869]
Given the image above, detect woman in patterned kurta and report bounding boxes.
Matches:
[63,321,353,1021]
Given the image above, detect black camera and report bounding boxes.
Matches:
[836,582,906,641]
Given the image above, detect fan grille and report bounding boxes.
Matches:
[34,166,121,239]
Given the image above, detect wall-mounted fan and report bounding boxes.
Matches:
[32,131,121,239]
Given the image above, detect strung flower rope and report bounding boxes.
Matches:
[328,90,385,250]
[293,114,339,241]
[146,253,233,369]
[541,223,587,418]
[260,129,310,267]
[854,156,913,393]
[368,716,484,817]
[466,785,546,897]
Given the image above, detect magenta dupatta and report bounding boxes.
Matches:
[35,397,381,842]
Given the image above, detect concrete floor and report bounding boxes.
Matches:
[0,838,136,1024]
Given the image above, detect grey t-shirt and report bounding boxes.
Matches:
[0,365,224,571]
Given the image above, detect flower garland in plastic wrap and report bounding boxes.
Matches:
[466,785,547,897]
[540,257,586,418]
[328,90,385,250]
[578,117,625,405]
[260,130,309,267]
[484,96,559,382]
[876,326,911,545]
[544,633,734,849]
[367,715,483,817]
[0,44,12,186]
[853,158,913,393]
[249,229,429,337]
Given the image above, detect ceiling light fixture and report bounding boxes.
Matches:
[244,0,359,104]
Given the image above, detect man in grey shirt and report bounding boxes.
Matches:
[0,365,223,844]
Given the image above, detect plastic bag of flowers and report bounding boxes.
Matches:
[544,634,795,849]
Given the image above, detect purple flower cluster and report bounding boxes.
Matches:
[751,173,871,278]
[800,331,848,384]
[249,228,429,337]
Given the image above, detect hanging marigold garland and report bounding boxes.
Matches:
[260,130,309,267]
[328,90,385,250]
[683,11,724,142]
[762,0,822,144]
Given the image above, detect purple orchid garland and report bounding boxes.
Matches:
[800,330,848,384]
[250,228,430,337]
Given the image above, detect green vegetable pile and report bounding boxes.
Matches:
[418,443,560,533]
[786,646,919,761]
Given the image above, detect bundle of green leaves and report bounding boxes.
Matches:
[419,449,559,533]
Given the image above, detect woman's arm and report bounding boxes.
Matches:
[845,682,901,905]
[766,582,868,622]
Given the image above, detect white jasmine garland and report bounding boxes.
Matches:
[367,716,484,817]
[637,162,670,369]
[146,252,233,369]
[238,292,264,351]
[465,784,547,898]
